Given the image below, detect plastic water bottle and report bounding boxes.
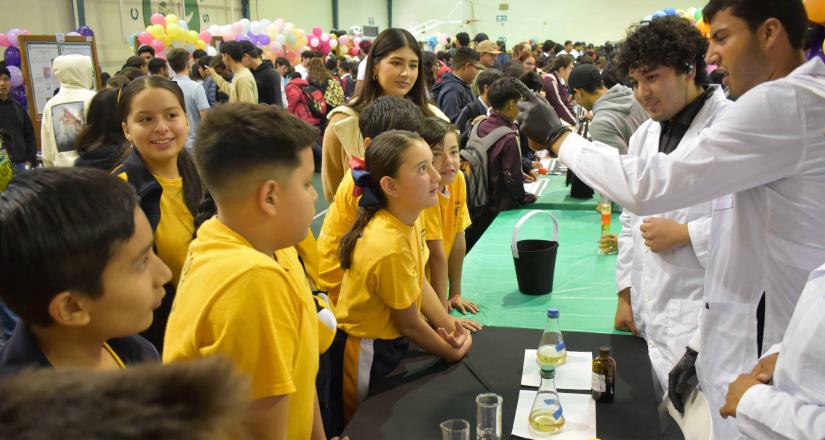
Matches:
[537,308,567,366]
[529,365,565,434]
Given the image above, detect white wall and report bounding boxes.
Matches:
[339,0,388,32]
[393,0,704,46]
[252,0,333,32]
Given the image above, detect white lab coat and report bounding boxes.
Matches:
[558,58,825,439]
[736,263,825,439]
[616,86,728,391]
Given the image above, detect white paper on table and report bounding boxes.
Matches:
[521,350,593,390]
[524,179,548,197]
[512,390,597,440]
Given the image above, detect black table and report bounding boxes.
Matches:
[343,326,667,439]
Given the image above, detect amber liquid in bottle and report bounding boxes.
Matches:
[592,346,616,402]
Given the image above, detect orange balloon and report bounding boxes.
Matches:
[696,18,710,37]
[804,0,825,24]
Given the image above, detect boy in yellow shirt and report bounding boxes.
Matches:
[163,103,332,440]
[419,117,479,314]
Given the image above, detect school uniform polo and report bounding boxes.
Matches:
[0,322,158,378]
[420,171,472,258]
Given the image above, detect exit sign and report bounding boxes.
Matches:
[496,15,507,22]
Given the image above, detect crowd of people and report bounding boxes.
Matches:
[0,0,823,438]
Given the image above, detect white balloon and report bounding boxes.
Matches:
[239,18,251,33]
[284,22,295,32]
[208,24,220,35]
[276,34,286,44]
[261,19,272,29]
[250,20,262,34]
[206,46,218,56]
[178,19,188,30]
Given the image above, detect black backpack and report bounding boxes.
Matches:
[460,124,516,215]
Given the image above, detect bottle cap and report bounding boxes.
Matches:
[540,364,556,378]
[599,346,610,356]
[547,307,560,319]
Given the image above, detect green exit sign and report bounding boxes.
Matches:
[496,15,507,22]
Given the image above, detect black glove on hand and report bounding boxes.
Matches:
[521,101,565,147]
[668,347,698,413]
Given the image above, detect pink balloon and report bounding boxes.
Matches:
[7,29,21,47]
[310,37,320,48]
[223,31,236,41]
[7,66,23,87]
[338,35,349,47]
[138,31,153,45]
[349,46,359,56]
[353,37,362,47]
[231,23,243,35]
[312,26,322,36]
[151,13,165,26]
[321,33,330,42]
[0,34,10,47]
[198,30,212,44]
[151,39,165,52]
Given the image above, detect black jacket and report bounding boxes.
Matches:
[0,98,37,163]
[433,72,474,123]
[0,322,158,378]
[252,60,284,107]
[75,143,130,172]
[456,98,487,135]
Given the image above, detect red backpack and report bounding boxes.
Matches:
[300,84,328,119]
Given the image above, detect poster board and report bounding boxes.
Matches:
[17,35,102,150]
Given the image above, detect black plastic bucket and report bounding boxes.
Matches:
[511,210,559,295]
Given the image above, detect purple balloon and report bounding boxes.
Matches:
[4,46,21,67]
[11,86,27,108]
[236,34,250,42]
[257,34,270,46]
[77,26,94,37]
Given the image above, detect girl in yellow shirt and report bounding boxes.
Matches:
[114,76,204,351]
[326,130,474,434]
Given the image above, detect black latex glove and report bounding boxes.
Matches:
[668,347,698,413]
[521,101,564,146]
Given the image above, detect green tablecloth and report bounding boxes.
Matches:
[458,208,627,334]
[530,175,620,212]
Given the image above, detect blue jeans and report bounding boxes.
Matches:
[0,301,18,346]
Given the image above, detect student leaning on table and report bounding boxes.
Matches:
[521,1,825,439]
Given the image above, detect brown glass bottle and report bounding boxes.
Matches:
[591,346,616,402]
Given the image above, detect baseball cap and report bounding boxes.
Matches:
[568,64,603,91]
[475,40,501,55]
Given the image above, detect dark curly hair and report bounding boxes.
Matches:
[616,16,708,85]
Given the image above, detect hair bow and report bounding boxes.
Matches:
[349,157,382,208]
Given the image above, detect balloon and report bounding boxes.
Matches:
[694,8,703,21]
[11,86,27,108]
[198,31,212,44]
[188,30,199,43]
[231,22,243,35]
[179,19,189,30]
[206,46,218,56]
[286,33,296,45]
[127,33,138,47]
[166,23,180,39]
[208,24,220,35]
[257,34,270,46]
[160,35,172,46]
[0,33,9,47]
[275,34,286,44]
[329,39,338,49]
[147,24,164,39]
[284,22,295,32]
[7,29,21,47]
[165,14,179,26]
[696,18,710,37]
[310,37,320,48]
[312,26,323,36]
[151,13,165,25]
[321,32,330,42]
[78,26,94,37]
[151,39,165,53]
[805,0,825,24]
[686,7,697,18]
[428,36,437,47]
[7,66,23,87]
[223,31,236,42]
[663,8,676,15]
[642,14,653,22]
[138,31,153,45]
[339,35,350,46]
[3,46,21,66]
[350,47,359,56]
[195,40,206,50]
[240,18,251,31]
[320,44,330,55]
[250,20,263,34]
[236,34,250,42]
[353,37,362,47]
[66,31,82,37]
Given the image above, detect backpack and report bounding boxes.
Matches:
[459,123,516,214]
[301,83,328,119]
[0,134,14,192]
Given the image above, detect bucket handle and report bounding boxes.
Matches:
[512,210,559,259]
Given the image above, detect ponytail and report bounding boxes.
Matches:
[338,205,381,270]
[178,149,205,218]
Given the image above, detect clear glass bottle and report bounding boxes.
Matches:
[529,365,566,434]
[591,346,616,402]
[537,307,567,366]
[597,194,615,255]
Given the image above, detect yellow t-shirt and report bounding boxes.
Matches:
[163,217,319,439]
[153,175,195,286]
[335,210,429,340]
[420,172,472,258]
[295,229,320,291]
[317,170,359,299]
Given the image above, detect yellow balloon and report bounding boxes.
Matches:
[188,30,199,43]
[195,40,207,50]
[166,23,180,35]
[147,25,164,39]
[165,14,179,26]
[160,35,172,46]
